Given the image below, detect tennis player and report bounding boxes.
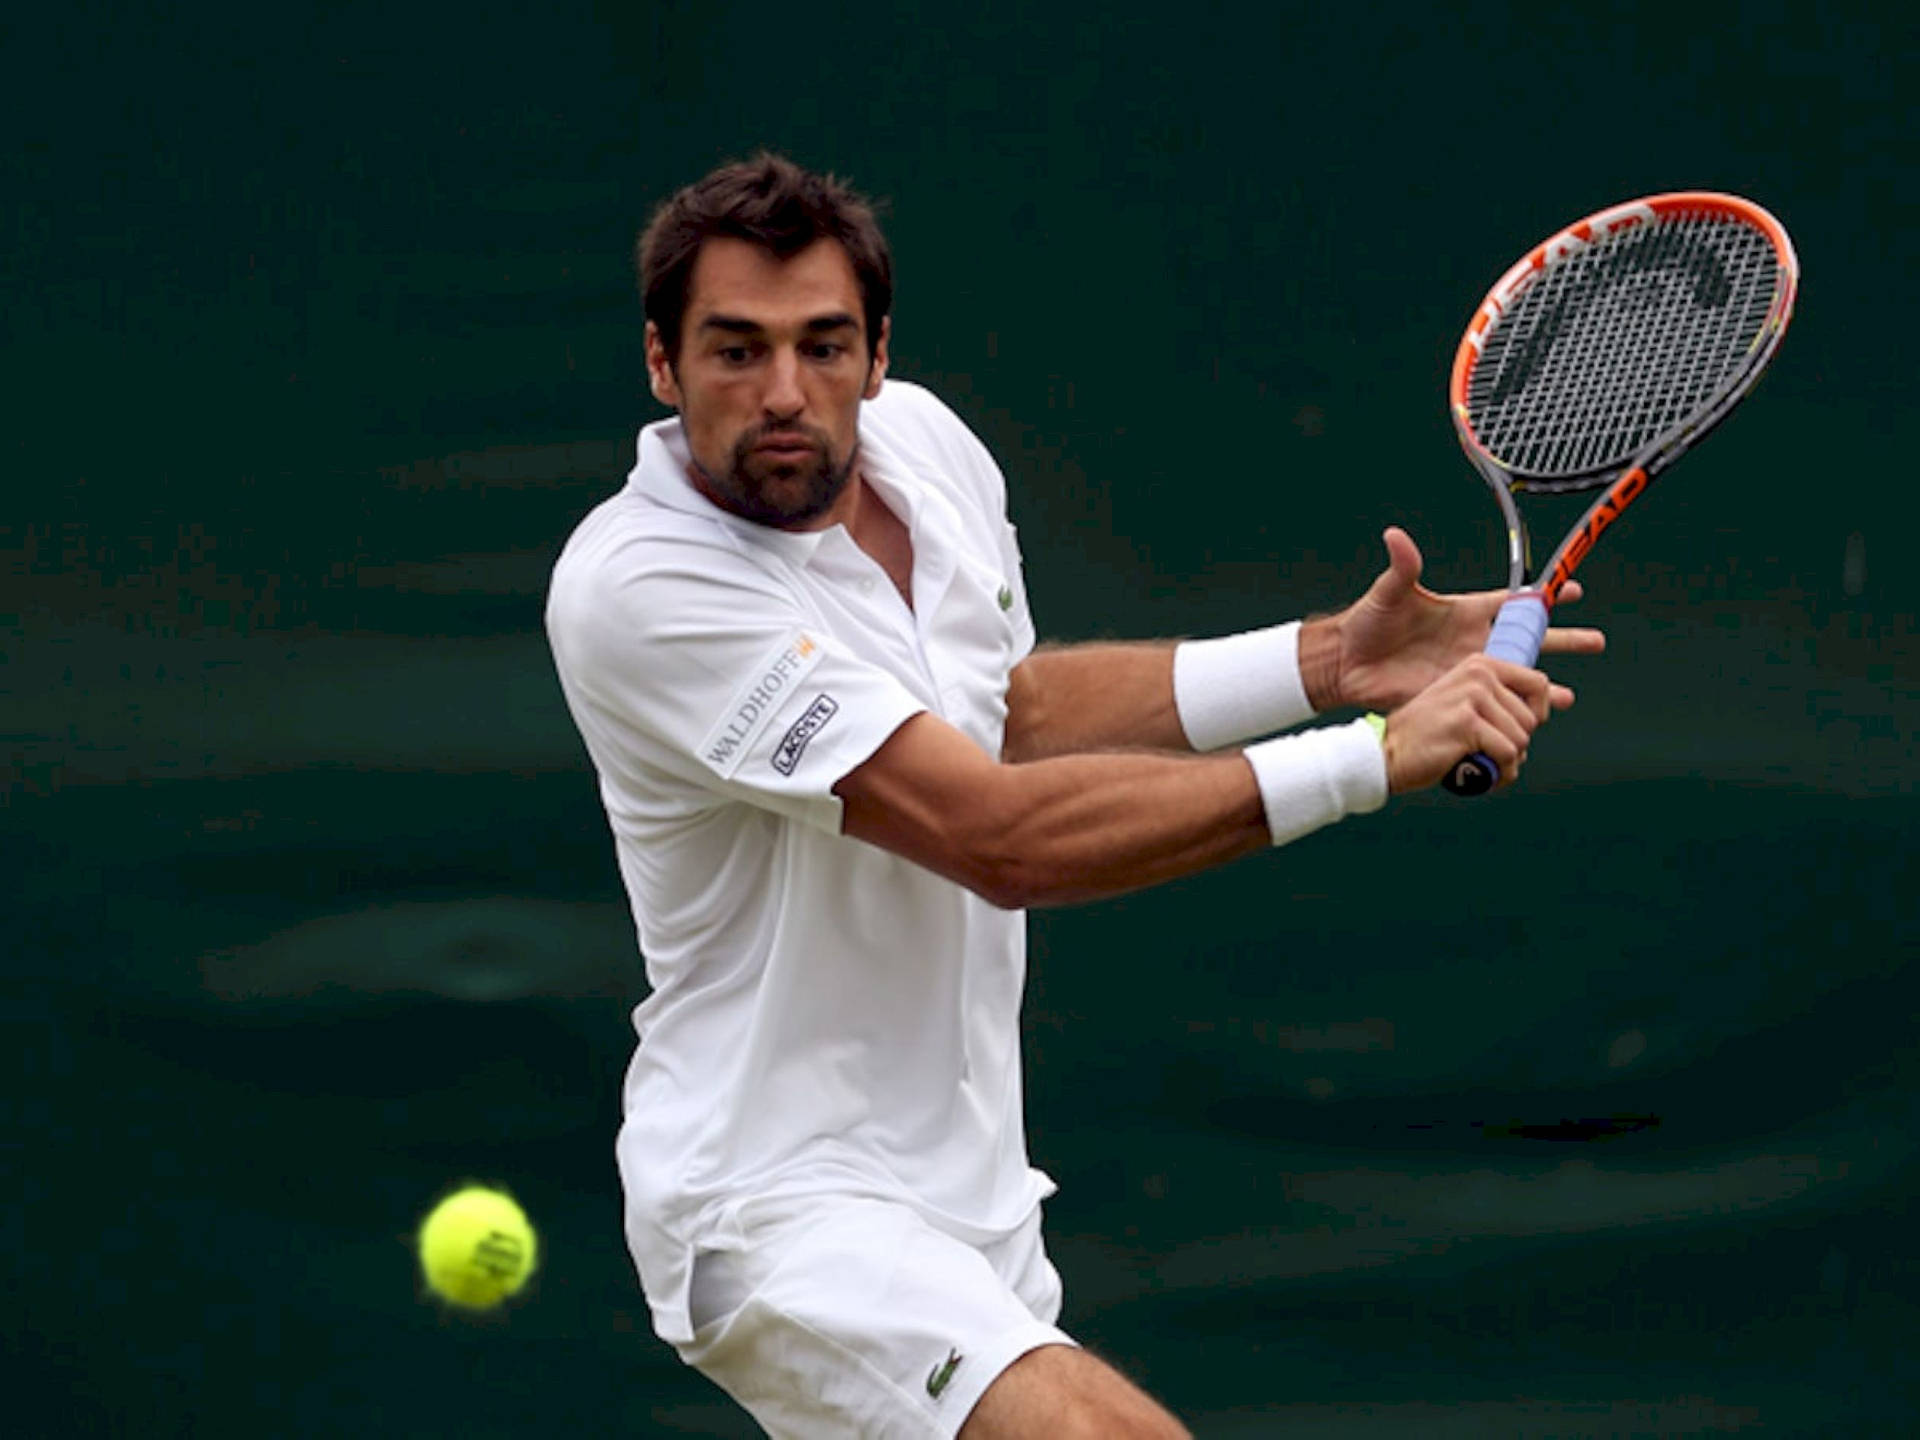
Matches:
[544,153,1601,1439]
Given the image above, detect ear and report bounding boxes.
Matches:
[644,322,683,408]
[863,316,890,400]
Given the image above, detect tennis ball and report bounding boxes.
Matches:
[417,1185,538,1309]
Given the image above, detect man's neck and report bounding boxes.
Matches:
[845,474,916,610]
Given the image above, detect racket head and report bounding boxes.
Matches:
[1450,193,1798,504]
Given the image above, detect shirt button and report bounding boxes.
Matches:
[859,577,875,593]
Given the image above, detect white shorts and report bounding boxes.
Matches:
[675,1194,1075,1438]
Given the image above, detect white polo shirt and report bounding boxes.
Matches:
[546,380,1054,1346]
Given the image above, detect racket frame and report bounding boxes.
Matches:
[1449,191,1799,604]
[1439,192,1798,796]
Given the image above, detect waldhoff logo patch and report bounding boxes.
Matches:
[699,632,823,777]
[771,694,839,776]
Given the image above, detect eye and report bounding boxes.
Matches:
[804,340,846,361]
[717,345,753,365]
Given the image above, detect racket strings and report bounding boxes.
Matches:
[1494,215,1758,475]
[1519,216,1768,477]
[1467,212,1780,481]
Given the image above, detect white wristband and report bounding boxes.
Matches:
[1172,621,1315,752]
[1243,717,1388,847]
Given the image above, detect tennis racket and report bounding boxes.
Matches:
[1442,191,1800,796]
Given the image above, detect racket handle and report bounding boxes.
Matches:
[1442,592,1549,798]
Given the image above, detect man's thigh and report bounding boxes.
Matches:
[960,1343,1191,1440]
[679,1197,1072,1439]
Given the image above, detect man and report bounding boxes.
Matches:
[545,153,1601,1438]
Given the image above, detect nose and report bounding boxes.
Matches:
[762,346,805,419]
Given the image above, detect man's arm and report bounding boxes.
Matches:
[1000,643,1185,761]
[840,652,1556,910]
[998,624,1367,762]
[1002,527,1604,763]
[846,711,1270,908]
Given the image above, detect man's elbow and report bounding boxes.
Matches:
[998,657,1055,764]
[946,837,1042,911]
[841,731,1067,908]
[945,806,1058,911]
[970,864,1043,912]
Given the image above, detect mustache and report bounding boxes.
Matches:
[740,420,829,451]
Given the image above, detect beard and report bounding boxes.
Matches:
[694,421,858,529]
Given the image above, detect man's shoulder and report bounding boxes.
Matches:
[864,379,1006,505]
[548,488,778,624]
[557,487,744,572]
[865,379,985,452]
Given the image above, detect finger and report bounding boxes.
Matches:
[1504,664,1554,725]
[1456,669,1535,754]
[1372,526,1426,603]
[1471,710,1527,777]
[1496,746,1526,789]
[1548,682,1576,711]
[1484,669,1546,734]
[1558,580,1584,605]
[1481,657,1556,706]
[1540,625,1606,655]
[1449,667,1536,789]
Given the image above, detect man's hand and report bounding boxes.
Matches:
[1381,653,1561,794]
[1299,527,1605,713]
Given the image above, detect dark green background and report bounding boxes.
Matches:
[9,2,1917,1434]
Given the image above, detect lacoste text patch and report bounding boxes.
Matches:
[771,694,839,776]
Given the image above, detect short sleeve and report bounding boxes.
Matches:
[547,533,926,833]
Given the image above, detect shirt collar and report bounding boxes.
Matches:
[624,399,948,567]
[626,417,826,562]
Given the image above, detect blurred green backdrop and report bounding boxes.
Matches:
[7,1,1916,1435]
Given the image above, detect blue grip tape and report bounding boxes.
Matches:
[1444,592,1549,797]
[1484,592,1550,667]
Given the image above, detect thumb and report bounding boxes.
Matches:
[1370,526,1425,604]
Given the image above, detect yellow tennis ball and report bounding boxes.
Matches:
[417,1185,538,1309]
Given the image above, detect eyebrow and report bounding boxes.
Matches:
[697,312,860,337]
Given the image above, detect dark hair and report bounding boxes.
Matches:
[637,152,893,364]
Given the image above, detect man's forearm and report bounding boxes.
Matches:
[958,746,1274,908]
[841,710,1385,910]
[1000,642,1186,761]
[1003,619,1345,763]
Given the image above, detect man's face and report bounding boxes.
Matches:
[646,237,888,530]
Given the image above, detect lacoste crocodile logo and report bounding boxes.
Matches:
[926,1348,963,1398]
[996,584,1013,612]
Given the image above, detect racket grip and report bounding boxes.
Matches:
[1442,592,1549,798]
